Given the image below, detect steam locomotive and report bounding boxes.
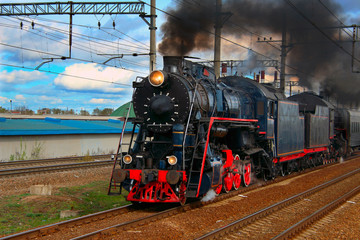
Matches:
[108,56,360,204]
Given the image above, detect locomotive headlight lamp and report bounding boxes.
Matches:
[149,70,167,87]
[123,154,133,164]
[166,155,178,166]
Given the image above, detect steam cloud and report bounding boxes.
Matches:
[159,0,360,106]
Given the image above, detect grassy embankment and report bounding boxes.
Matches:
[0,181,128,236]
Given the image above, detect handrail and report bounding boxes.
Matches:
[182,80,199,170]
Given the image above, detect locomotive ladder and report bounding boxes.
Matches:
[185,120,205,198]
[108,94,135,195]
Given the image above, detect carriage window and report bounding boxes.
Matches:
[268,101,275,117]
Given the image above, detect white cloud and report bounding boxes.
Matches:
[0,96,9,104]
[39,95,63,104]
[0,70,47,84]
[15,95,26,101]
[89,98,116,104]
[54,63,134,93]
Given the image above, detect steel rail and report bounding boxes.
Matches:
[272,185,360,240]
[195,167,360,240]
[0,160,113,177]
[63,161,358,239]
[0,154,112,167]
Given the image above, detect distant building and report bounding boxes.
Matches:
[0,116,135,161]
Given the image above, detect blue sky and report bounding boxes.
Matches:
[0,0,359,113]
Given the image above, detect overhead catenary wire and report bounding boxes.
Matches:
[317,0,353,38]
[12,15,151,50]
[144,0,315,78]
[0,41,149,70]
[0,61,133,87]
[284,0,360,64]
[0,18,150,69]
[0,16,149,70]
[10,16,147,53]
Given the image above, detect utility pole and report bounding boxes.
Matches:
[140,0,157,73]
[352,25,360,73]
[280,12,287,94]
[149,0,156,72]
[69,2,73,58]
[214,0,222,79]
[257,13,291,94]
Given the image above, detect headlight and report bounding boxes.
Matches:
[167,155,177,166]
[149,70,167,87]
[123,154,132,164]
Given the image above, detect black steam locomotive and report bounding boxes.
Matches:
[108,56,360,204]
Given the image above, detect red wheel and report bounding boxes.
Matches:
[223,173,233,193]
[232,155,241,190]
[243,163,251,187]
[233,169,241,190]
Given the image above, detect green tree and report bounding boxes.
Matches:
[80,110,90,116]
[0,106,8,113]
[100,108,113,116]
[92,108,101,116]
[52,108,62,114]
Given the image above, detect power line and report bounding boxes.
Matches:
[284,0,360,64]
[0,61,135,87]
[317,0,353,38]
[0,18,150,69]
[140,0,275,61]
[155,0,314,78]
[11,16,148,52]
[23,15,151,50]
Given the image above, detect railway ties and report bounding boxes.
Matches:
[195,168,360,240]
[2,155,359,239]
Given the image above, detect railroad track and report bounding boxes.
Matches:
[0,154,113,169]
[0,182,252,239]
[0,160,113,178]
[1,155,358,239]
[196,168,360,240]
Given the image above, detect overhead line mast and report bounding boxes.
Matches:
[0,1,157,73]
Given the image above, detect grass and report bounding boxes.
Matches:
[0,181,129,236]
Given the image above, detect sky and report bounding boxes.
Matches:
[0,0,360,113]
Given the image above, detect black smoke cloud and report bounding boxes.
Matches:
[159,0,360,105]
